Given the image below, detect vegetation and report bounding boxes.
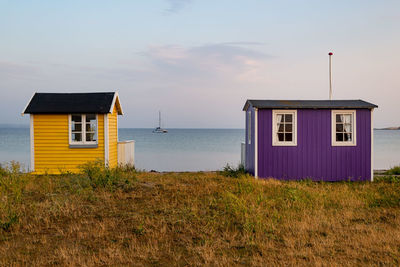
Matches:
[1,162,400,265]
[385,165,400,175]
[219,163,246,178]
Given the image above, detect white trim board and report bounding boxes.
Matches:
[30,115,34,172]
[371,109,374,182]
[254,108,258,178]
[104,114,109,167]
[109,91,124,115]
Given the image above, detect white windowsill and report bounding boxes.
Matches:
[272,142,297,146]
[69,144,98,148]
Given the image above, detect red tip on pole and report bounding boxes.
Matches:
[329,52,333,55]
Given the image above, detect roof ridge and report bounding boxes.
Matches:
[243,99,378,111]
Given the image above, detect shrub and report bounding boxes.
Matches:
[374,175,400,183]
[219,164,246,178]
[386,165,400,175]
[8,161,22,174]
[117,163,136,173]
[79,160,136,191]
[0,161,22,177]
[0,164,8,177]
[0,168,28,204]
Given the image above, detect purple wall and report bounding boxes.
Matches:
[257,109,371,181]
[245,106,255,175]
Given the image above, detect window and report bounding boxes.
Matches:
[69,114,98,146]
[272,110,297,146]
[332,110,356,146]
[247,111,251,144]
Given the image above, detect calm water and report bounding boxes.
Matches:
[0,128,243,171]
[0,128,399,171]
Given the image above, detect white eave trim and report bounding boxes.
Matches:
[21,92,36,116]
[109,91,124,115]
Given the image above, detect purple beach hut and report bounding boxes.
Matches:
[243,100,378,181]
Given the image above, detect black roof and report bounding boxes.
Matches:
[243,99,378,111]
[23,92,122,114]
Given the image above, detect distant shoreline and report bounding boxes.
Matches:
[375,127,400,130]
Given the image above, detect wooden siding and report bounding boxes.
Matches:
[257,109,372,181]
[33,114,105,174]
[108,105,118,168]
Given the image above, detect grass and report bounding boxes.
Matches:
[1,163,400,265]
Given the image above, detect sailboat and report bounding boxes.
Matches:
[152,111,168,133]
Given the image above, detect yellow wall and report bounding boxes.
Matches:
[33,114,105,174]
[108,106,118,168]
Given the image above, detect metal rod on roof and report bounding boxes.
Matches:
[329,52,333,100]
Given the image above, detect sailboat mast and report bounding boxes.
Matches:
[159,111,161,128]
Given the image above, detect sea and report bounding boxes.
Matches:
[0,128,399,171]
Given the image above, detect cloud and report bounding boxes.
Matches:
[0,42,270,88]
[164,0,192,14]
[79,42,271,90]
[0,42,272,127]
[220,42,267,46]
[0,61,39,79]
[141,43,270,85]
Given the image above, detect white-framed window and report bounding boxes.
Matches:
[272,110,297,146]
[69,114,98,146]
[247,111,251,144]
[332,110,356,146]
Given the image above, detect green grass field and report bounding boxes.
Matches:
[1,162,400,266]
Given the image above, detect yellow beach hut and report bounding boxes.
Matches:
[22,92,133,174]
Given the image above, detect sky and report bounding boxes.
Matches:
[0,0,399,128]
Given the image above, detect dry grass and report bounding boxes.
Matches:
[1,163,400,266]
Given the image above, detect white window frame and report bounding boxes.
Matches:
[247,111,251,144]
[331,110,357,146]
[68,114,98,146]
[272,110,297,146]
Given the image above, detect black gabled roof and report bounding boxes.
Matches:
[243,99,378,111]
[23,92,123,114]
